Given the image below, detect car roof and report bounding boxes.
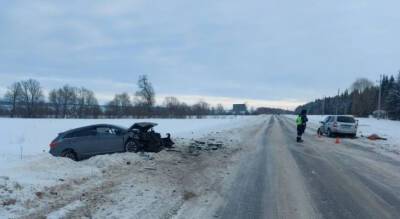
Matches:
[62,124,126,135]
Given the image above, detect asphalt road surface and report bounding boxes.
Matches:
[217,115,400,219]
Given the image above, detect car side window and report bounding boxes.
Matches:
[76,128,96,137]
[64,128,96,138]
[110,127,122,135]
[96,127,117,136]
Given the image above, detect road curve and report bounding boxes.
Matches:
[217,115,400,219]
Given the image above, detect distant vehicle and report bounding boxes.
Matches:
[49,122,174,161]
[317,115,358,138]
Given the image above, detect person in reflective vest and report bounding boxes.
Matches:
[296,109,308,142]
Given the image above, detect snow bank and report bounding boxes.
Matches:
[46,200,84,219]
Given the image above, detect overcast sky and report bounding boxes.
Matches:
[1,0,399,109]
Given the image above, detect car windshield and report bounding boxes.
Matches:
[337,116,355,123]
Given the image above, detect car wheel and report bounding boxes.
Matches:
[61,150,77,161]
[125,140,139,153]
[327,129,334,138]
[317,128,323,136]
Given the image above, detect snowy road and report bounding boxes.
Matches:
[217,115,400,219]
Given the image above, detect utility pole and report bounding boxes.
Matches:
[378,74,382,112]
[377,74,383,119]
[336,89,340,115]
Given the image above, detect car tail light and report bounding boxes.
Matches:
[49,140,58,148]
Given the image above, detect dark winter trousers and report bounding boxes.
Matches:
[297,125,305,142]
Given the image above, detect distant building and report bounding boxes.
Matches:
[232,104,248,115]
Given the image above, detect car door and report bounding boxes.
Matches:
[322,116,331,133]
[95,126,124,154]
[67,128,97,157]
[326,116,335,131]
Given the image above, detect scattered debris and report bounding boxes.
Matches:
[183,191,197,201]
[139,153,154,160]
[166,149,182,153]
[13,182,23,190]
[35,191,44,199]
[195,140,206,145]
[185,138,225,154]
[2,198,16,206]
[0,176,10,181]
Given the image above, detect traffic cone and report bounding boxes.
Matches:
[335,137,340,144]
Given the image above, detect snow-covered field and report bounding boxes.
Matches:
[0,116,250,158]
[0,116,262,218]
[285,114,400,158]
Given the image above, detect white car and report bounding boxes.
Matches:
[317,115,358,138]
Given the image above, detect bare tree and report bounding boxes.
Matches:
[4,82,23,117]
[164,96,180,108]
[164,96,180,117]
[134,75,155,116]
[106,92,132,118]
[75,87,101,118]
[192,101,210,118]
[20,79,44,117]
[61,85,78,118]
[350,78,374,93]
[49,86,100,118]
[49,89,63,118]
[215,104,225,115]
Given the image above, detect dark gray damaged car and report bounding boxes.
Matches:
[49,122,174,161]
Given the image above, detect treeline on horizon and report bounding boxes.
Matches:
[295,72,400,120]
[0,75,291,119]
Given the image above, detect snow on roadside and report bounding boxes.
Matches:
[0,116,259,218]
[285,114,400,158]
[46,200,85,219]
